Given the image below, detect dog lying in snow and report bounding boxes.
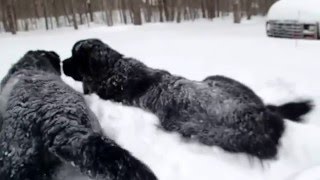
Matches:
[63,39,313,160]
[0,51,157,180]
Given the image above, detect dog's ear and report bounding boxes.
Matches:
[72,39,103,54]
[46,51,61,75]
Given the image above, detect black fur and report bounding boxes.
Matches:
[266,101,313,122]
[204,76,314,122]
[63,39,312,159]
[0,50,157,180]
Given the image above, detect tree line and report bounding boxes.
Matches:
[0,0,277,34]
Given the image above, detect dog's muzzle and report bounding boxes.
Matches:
[63,58,83,81]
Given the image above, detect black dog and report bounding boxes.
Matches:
[0,51,157,180]
[63,39,313,159]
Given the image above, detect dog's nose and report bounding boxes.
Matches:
[62,58,72,75]
[62,58,83,81]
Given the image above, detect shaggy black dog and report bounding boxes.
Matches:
[0,51,157,180]
[63,39,313,160]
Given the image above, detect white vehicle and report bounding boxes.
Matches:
[266,0,320,39]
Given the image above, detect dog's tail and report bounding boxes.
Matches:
[266,100,313,122]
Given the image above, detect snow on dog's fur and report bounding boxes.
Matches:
[63,39,313,160]
[0,50,157,180]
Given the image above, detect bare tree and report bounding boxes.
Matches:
[52,0,60,27]
[6,0,17,34]
[87,0,94,22]
[70,0,78,29]
[1,0,9,32]
[233,0,241,24]
[129,0,142,25]
[119,0,128,24]
[207,0,216,19]
[176,0,183,23]
[162,0,169,21]
[103,0,114,26]
[43,0,49,30]
[201,0,207,18]
[158,0,164,22]
[246,0,252,20]
[143,0,152,23]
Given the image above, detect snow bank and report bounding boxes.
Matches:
[267,0,320,22]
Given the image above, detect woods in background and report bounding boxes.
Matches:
[0,0,278,34]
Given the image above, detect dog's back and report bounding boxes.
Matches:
[137,74,283,159]
[5,70,97,130]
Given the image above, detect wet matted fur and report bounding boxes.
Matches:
[63,39,312,160]
[0,50,157,180]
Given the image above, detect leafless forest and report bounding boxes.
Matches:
[0,0,277,34]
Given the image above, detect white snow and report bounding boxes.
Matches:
[1,18,320,179]
[267,0,320,22]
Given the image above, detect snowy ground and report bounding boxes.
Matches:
[1,18,320,180]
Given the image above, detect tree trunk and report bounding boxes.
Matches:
[70,0,78,29]
[103,0,114,26]
[121,0,128,24]
[201,0,207,18]
[216,0,220,17]
[158,0,164,22]
[79,1,84,25]
[62,0,71,25]
[6,2,16,34]
[24,18,29,31]
[1,0,9,32]
[233,0,241,23]
[33,0,40,18]
[87,0,94,22]
[162,0,169,21]
[52,0,60,27]
[43,0,49,30]
[207,0,216,19]
[144,0,152,23]
[12,0,18,30]
[130,0,142,25]
[176,0,183,23]
[246,0,252,20]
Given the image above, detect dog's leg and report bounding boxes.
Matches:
[198,126,280,159]
[0,123,61,180]
[41,117,157,180]
[197,107,284,159]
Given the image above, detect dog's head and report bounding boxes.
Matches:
[63,39,123,82]
[10,50,61,76]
